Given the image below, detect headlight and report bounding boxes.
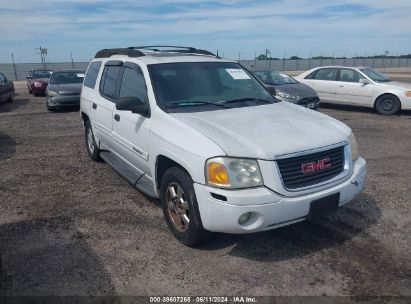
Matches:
[405,91,411,97]
[48,90,58,97]
[34,82,42,87]
[276,91,298,100]
[349,132,359,161]
[206,157,263,189]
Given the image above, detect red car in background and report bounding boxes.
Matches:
[26,69,53,96]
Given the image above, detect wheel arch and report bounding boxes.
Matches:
[155,155,192,190]
[373,92,401,110]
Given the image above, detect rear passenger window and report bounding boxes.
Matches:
[100,66,121,99]
[119,67,148,102]
[84,61,102,88]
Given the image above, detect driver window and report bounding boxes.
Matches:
[339,69,363,83]
[119,67,148,104]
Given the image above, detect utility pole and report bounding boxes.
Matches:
[34,46,47,69]
[11,53,18,81]
[71,52,75,68]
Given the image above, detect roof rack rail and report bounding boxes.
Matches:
[94,48,145,58]
[94,46,219,58]
[128,46,218,57]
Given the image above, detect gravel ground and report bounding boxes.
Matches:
[0,81,410,298]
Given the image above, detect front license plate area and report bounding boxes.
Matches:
[308,193,340,219]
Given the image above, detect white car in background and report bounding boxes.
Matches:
[296,66,411,115]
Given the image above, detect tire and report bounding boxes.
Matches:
[7,92,13,103]
[28,87,32,94]
[160,167,209,246]
[375,95,401,115]
[47,104,54,112]
[84,120,101,161]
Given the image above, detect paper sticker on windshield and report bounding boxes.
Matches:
[77,73,85,78]
[225,69,251,80]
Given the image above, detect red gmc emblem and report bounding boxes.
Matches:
[301,158,332,174]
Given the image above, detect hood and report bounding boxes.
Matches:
[268,82,318,98]
[171,102,351,159]
[48,83,82,94]
[379,81,411,90]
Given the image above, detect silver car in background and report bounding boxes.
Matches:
[252,69,320,110]
[46,70,85,111]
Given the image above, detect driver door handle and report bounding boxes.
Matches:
[92,103,97,109]
[114,114,120,122]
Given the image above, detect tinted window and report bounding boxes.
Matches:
[119,67,148,102]
[311,68,338,81]
[32,70,53,78]
[0,73,8,83]
[339,69,363,83]
[254,70,298,85]
[100,66,121,99]
[84,61,102,88]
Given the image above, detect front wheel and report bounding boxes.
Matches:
[7,92,13,103]
[84,120,101,161]
[375,95,400,115]
[160,167,209,246]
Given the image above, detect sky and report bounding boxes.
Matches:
[0,0,410,63]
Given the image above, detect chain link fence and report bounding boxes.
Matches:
[240,58,411,71]
[1,58,410,81]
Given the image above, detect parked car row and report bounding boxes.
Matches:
[250,66,411,115]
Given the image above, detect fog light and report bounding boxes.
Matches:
[238,212,251,225]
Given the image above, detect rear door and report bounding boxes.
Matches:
[90,61,122,150]
[303,68,339,103]
[111,62,152,174]
[335,68,374,106]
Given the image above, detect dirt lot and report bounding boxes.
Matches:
[0,81,410,298]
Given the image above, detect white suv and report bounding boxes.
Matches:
[80,46,367,246]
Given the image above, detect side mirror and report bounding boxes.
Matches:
[26,76,32,79]
[266,86,277,96]
[359,78,371,85]
[116,96,150,117]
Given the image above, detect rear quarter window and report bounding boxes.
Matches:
[84,61,102,88]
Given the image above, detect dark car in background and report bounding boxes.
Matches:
[0,72,15,103]
[252,69,320,110]
[26,69,53,96]
[46,70,85,111]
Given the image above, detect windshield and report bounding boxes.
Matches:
[149,62,275,112]
[32,70,53,79]
[360,68,391,82]
[254,70,298,85]
[50,71,85,84]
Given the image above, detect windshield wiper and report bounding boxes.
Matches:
[225,97,276,104]
[168,100,230,108]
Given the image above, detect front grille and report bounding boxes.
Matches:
[277,146,345,190]
[298,97,319,107]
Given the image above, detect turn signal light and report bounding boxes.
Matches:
[207,162,230,186]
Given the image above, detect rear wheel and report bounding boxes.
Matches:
[160,167,209,246]
[7,91,13,103]
[84,120,100,161]
[375,95,400,115]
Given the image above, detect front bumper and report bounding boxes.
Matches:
[194,157,366,234]
[32,84,48,94]
[47,95,80,108]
